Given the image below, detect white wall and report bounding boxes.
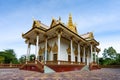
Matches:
[60,38,70,61]
[39,37,71,61]
[48,37,57,61]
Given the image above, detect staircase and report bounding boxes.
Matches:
[20,60,44,73]
[44,65,55,73]
[89,63,101,70]
[80,65,89,71]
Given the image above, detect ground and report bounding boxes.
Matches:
[0,68,120,80]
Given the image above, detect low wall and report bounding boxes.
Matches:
[46,64,85,72]
[100,65,120,68]
[0,64,21,68]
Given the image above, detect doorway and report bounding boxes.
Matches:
[53,54,57,61]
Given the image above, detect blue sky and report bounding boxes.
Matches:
[0,0,120,58]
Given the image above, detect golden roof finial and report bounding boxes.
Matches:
[59,16,61,21]
[67,13,78,34]
[68,13,73,27]
[52,16,55,20]
[32,17,35,21]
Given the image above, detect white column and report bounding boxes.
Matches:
[89,49,91,64]
[35,35,39,63]
[90,44,93,63]
[28,43,31,61]
[83,46,85,63]
[26,40,31,63]
[87,57,89,65]
[70,39,74,63]
[87,48,89,65]
[50,51,53,61]
[97,53,99,64]
[58,33,61,64]
[45,38,47,64]
[94,47,96,63]
[77,43,81,63]
[26,41,29,64]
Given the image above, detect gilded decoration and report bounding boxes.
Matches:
[47,43,51,53]
[51,19,57,27]
[74,48,78,55]
[66,45,71,54]
[34,20,41,27]
[67,13,78,34]
[52,42,58,53]
[39,47,44,55]
[89,32,94,39]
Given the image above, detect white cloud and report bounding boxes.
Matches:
[98,34,120,57]
[77,13,120,34]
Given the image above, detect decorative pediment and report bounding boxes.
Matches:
[39,47,44,55]
[74,48,78,55]
[66,45,71,54]
[32,20,41,28]
[50,19,57,28]
[47,43,51,53]
[52,42,58,53]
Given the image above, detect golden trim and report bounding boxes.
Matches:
[66,45,71,54]
[47,43,51,53]
[52,42,58,53]
[39,47,44,55]
[74,48,78,56]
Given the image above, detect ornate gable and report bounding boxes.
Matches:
[50,18,58,28]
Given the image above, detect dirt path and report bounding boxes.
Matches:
[0,68,120,80]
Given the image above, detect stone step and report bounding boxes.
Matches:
[44,66,55,73]
[80,65,89,71]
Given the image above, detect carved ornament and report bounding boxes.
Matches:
[74,48,78,55]
[52,42,58,53]
[66,45,71,54]
[39,47,44,55]
[47,43,51,53]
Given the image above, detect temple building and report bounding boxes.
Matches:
[21,14,100,72]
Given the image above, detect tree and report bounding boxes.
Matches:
[102,49,108,59]
[19,55,26,63]
[107,47,117,59]
[0,56,4,63]
[19,54,36,63]
[0,49,19,64]
[30,54,35,61]
[101,46,119,65]
[102,47,117,59]
[115,54,120,65]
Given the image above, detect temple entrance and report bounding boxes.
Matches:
[75,56,77,62]
[68,55,71,62]
[81,57,83,63]
[39,56,43,62]
[53,54,57,61]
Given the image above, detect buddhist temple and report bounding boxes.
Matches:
[21,14,100,73]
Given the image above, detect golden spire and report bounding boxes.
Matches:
[67,13,78,34]
[68,13,73,27]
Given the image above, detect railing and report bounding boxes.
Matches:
[20,60,44,73]
[46,60,85,65]
[35,60,44,70]
[0,63,22,68]
[89,62,100,70]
